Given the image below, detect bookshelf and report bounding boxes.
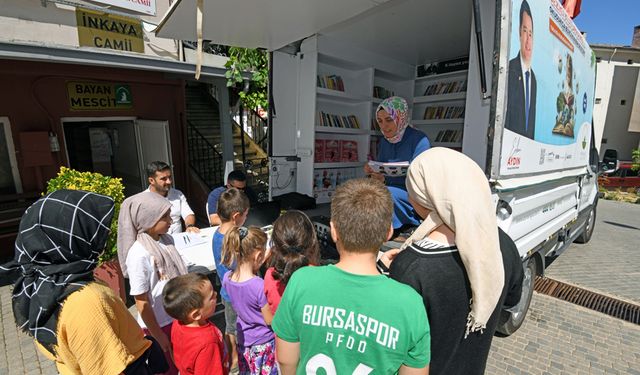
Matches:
[412,69,468,149]
[280,36,467,202]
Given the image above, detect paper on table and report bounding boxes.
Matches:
[172,232,207,251]
[367,161,410,177]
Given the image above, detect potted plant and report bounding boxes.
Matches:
[46,166,126,301]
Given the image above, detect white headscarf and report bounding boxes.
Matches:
[402,147,505,335]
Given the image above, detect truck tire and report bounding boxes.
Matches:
[496,258,536,336]
[575,205,596,244]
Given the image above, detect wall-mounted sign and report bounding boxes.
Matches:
[67,81,134,111]
[86,0,156,16]
[76,8,144,53]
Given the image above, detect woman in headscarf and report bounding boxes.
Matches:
[118,191,189,375]
[383,148,524,375]
[0,189,167,374]
[364,96,431,235]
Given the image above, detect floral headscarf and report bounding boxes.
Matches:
[377,96,410,144]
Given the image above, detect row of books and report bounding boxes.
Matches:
[313,168,358,201]
[423,80,467,96]
[317,75,345,91]
[373,86,394,100]
[434,129,464,143]
[369,137,379,161]
[423,106,465,120]
[317,111,361,129]
[315,139,359,163]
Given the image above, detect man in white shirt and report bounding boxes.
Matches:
[146,161,200,235]
[505,0,537,140]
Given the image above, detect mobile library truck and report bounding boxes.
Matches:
[157,0,601,334]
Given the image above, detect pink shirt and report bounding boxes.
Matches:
[264,268,285,314]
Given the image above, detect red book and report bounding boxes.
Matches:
[324,140,340,162]
[340,140,359,162]
[314,139,325,163]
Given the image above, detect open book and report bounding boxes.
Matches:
[367,161,410,177]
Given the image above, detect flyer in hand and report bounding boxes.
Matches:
[367,161,410,176]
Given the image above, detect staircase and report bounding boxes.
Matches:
[185,83,269,200]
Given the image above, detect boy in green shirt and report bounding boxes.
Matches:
[272,178,430,375]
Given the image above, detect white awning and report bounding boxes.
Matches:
[154,0,390,50]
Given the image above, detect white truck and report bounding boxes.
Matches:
[157,0,601,334]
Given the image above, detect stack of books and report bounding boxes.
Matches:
[317,112,361,129]
[317,75,345,91]
[423,106,465,120]
[423,80,467,96]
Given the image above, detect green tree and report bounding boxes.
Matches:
[224,47,268,110]
[632,148,640,171]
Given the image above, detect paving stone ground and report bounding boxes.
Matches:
[545,200,640,304]
[0,285,57,375]
[487,293,640,374]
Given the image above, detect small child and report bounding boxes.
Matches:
[163,273,229,375]
[272,179,431,374]
[221,226,278,375]
[213,188,250,372]
[264,210,320,314]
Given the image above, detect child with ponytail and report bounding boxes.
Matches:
[221,226,277,375]
[264,210,320,314]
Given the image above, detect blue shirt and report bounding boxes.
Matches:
[212,229,234,302]
[377,127,431,187]
[207,186,258,216]
[207,186,227,216]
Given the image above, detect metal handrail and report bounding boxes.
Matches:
[187,120,224,189]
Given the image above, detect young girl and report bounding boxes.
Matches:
[264,210,320,314]
[120,191,189,375]
[221,226,278,375]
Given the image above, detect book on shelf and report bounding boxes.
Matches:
[314,168,357,201]
[317,111,361,129]
[423,79,467,96]
[369,137,379,160]
[314,139,326,163]
[323,140,341,162]
[317,75,345,91]
[373,86,395,100]
[423,106,465,120]
[434,129,464,143]
[339,140,359,162]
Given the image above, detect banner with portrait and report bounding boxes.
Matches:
[499,0,596,176]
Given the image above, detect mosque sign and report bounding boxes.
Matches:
[76,8,144,53]
[67,82,134,111]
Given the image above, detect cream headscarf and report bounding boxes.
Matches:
[402,147,505,335]
[117,191,188,279]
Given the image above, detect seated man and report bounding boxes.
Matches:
[207,170,257,226]
[146,161,199,235]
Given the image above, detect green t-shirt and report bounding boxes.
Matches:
[272,265,430,374]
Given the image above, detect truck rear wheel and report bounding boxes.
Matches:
[496,258,536,336]
[575,206,596,244]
